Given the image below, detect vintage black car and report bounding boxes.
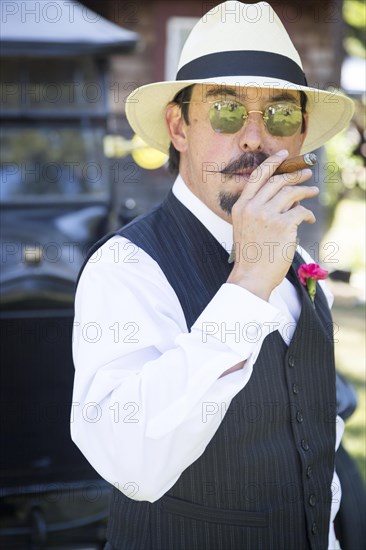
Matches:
[0,1,138,547]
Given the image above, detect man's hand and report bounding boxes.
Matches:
[227,149,318,300]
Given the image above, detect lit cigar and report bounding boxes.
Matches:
[274,153,317,175]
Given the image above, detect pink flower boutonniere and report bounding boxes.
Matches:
[298,263,328,308]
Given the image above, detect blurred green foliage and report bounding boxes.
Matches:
[333,302,366,483]
[343,0,366,58]
[324,3,366,483]
[322,0,366,226]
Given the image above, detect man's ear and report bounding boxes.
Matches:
[165,103,188,153]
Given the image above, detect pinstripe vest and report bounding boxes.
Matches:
[83,191,336,550]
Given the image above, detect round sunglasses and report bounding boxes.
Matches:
[182,99,304,137]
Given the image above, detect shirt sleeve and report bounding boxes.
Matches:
[71,236,283,502]
[328,416,345,549]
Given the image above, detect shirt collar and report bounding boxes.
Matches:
[172,175,233,254]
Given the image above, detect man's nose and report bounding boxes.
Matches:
[238,111,266,151]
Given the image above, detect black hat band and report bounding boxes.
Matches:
[176,50,308,86]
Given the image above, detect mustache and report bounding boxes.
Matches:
[220,152,268,174]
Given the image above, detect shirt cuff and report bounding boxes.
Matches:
[193,282,283,358]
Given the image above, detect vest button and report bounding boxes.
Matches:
[296,411,304,423]
[306,465,313,478]
[309,494,317,507]
[312,522,318,534]
[288,355,296,367]
[301,439,310,451]
[292,383,299,394]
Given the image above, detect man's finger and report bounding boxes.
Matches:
[254,168,313,204]
[271,185,319,213]
[234,149,289,204]
[286,204,317,225]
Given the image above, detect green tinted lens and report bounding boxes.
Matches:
[264,104,303,136]
[209,101,246,134]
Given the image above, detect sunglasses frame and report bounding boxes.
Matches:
[180,98,304,137]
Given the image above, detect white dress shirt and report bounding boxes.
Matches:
[71,175,343,549]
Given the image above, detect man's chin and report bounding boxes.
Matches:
[219,191,242,215]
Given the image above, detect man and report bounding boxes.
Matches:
[71,2,354,549]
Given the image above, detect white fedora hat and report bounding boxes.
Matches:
[126,1,354,155]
